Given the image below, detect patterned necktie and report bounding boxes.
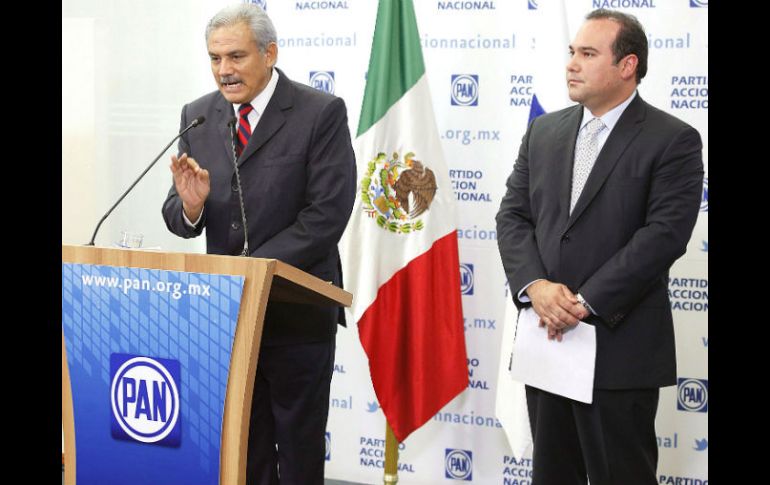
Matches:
[236,104,254,157]
[570,117,606,214]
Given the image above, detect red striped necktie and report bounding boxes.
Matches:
[236,104,254,157]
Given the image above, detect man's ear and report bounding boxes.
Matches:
[265,42,278,69]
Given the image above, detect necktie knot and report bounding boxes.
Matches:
[583,117,605,138]
[239,104,253,118]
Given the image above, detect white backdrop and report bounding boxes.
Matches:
[62,1,708,483]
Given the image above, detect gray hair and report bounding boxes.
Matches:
[205,4,277,52]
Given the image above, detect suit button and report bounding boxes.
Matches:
[562,234,570,242]
[231,222,240,231]
[231,184,238,192]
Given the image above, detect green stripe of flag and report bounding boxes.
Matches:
[357,0,425,137]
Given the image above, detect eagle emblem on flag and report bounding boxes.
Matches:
[360,151,437,233]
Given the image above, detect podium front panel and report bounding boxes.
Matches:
[62,263,245,485]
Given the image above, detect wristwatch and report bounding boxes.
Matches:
[576,293,592,315]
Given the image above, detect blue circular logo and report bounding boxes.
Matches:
[700,178,708,212]
[445,449,472,480]
[310,71,335,94]
[451,75,479,106]
[460,263,474,295]
[678,378,708,412]
[111,357,180,443]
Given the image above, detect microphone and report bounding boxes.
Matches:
[227,117,250,257]
[86,116,206,246]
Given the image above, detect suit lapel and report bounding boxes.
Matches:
[565,95,646,231]
[238,69,293,166]
[210,94,235,161]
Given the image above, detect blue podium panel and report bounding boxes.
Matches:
[62,263,245,485]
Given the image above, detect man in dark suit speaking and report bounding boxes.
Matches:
[496,9,703,485]
[162,4,356,484]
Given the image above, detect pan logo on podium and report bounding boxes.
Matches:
[110,353,181,446]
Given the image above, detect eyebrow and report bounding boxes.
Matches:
[208,49,248,57]
[569,45,600,54]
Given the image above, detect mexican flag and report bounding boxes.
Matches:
[339,0,468,442]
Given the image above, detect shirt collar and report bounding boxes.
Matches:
[580,90,637,132]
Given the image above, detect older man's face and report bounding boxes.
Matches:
[207,22,276,104]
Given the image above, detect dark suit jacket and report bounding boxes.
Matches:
[496,95,703,389]
[163,69,356,346]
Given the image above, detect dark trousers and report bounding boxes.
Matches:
[526,385,659,485]
[246,339,336,485]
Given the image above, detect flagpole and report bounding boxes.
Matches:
[383,421,399,484]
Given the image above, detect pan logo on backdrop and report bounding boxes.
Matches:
[445,449,473,481]
[671,75,708,110]
[325,431,331,461]
[700,178,708,212]
[677,378,708,413]
[451,75,479,106]
[246,0,268,11]
[528,0,538,10]
[437,1,495,10]
[690,0,708,7]
[110,354,181,446]
[460,263,474,295]
[309,71,335,94]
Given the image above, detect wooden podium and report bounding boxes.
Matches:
[61,245,352,485]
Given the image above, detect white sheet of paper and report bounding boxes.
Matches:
[509,307,597,404]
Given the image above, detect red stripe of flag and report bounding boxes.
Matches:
[358,231,468,442]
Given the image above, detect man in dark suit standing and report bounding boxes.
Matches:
[162,4,355,484]
[496,9,703,485]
